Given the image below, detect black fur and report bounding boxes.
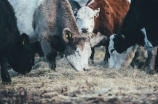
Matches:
[114,0,158,53]
[30,41,44,64]
[0,0,34,82]
[113,0,158,73]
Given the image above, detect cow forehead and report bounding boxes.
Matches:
[77,6,95,18]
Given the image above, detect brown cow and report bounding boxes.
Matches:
[76,0,130,66]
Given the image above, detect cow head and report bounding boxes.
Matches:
[109,34,139,69]
[8,33,34,74]
[76,6,100,33]
[63,28,91,71]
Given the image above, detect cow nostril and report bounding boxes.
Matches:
[82,28,88,33]
[83,68,89,71]
[110,49,115,53]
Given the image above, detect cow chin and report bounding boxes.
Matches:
[66,54,89,71]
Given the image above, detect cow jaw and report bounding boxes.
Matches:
[76,6,100,33]
[65,42,91,71]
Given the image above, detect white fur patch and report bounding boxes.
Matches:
[8,0,40,41]
[76,6,100,33]
[141,28,153,48]
[108,34,139,69]
[87,0,95,6]
[66,42,91,71]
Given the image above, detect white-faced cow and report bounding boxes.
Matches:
[8,0,90,71]
[76,0,130,66]
[32,0,91,71]
[111,0,158,74]
[0,0,34,82]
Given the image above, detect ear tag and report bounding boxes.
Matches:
[69,32,71,37]
[23,39,25,45]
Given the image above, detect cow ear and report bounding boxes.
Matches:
[20,33,30,45]
[94,8,100,17]
[74,8,78,17]
[63,28,73,43]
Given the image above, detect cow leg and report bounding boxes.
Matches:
[40,38,57,70]
[103,45,109,68]
[46,50,57,70]
[147,47,158,74]
[90,47,95,63]
[0,58,11,82]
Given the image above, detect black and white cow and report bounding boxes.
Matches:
[110,0,158,74]
[0,0,33,82]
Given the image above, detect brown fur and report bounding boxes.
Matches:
[86,0,130,38]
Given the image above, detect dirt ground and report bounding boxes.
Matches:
[0,47,158,104]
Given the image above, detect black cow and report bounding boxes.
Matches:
[0,0,34,82]
[111,0,158,74]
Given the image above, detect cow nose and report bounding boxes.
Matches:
[83,68,89,71]
[110,49,115,53]
[82,28,88,33]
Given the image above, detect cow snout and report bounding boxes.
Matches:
[110,49,115,53]
[82,28,89,33]
[83,68,89,71]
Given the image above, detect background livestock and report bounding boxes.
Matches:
[0,0,158,103]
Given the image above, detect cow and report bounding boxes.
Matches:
[111,0,158,74]
[0,0,34,82]
[8,0,82,63]
[32,0,91,71]
[76,0,130,66]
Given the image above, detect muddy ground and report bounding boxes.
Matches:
[0,47,158,104]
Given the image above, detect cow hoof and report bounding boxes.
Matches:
[2,78,11,83]
[146,70,155,75]
[102,61,108,68]
[88,59,94,65]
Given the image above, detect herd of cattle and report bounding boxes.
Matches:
[0,0,157,82]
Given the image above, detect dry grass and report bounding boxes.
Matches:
[0,47,158,104]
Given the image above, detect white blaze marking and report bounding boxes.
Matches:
[76,6,100,33]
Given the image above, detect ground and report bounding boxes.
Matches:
[0,47,158,104]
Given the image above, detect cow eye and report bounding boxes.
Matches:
[90,17,94,19]
[121,35,125,39]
